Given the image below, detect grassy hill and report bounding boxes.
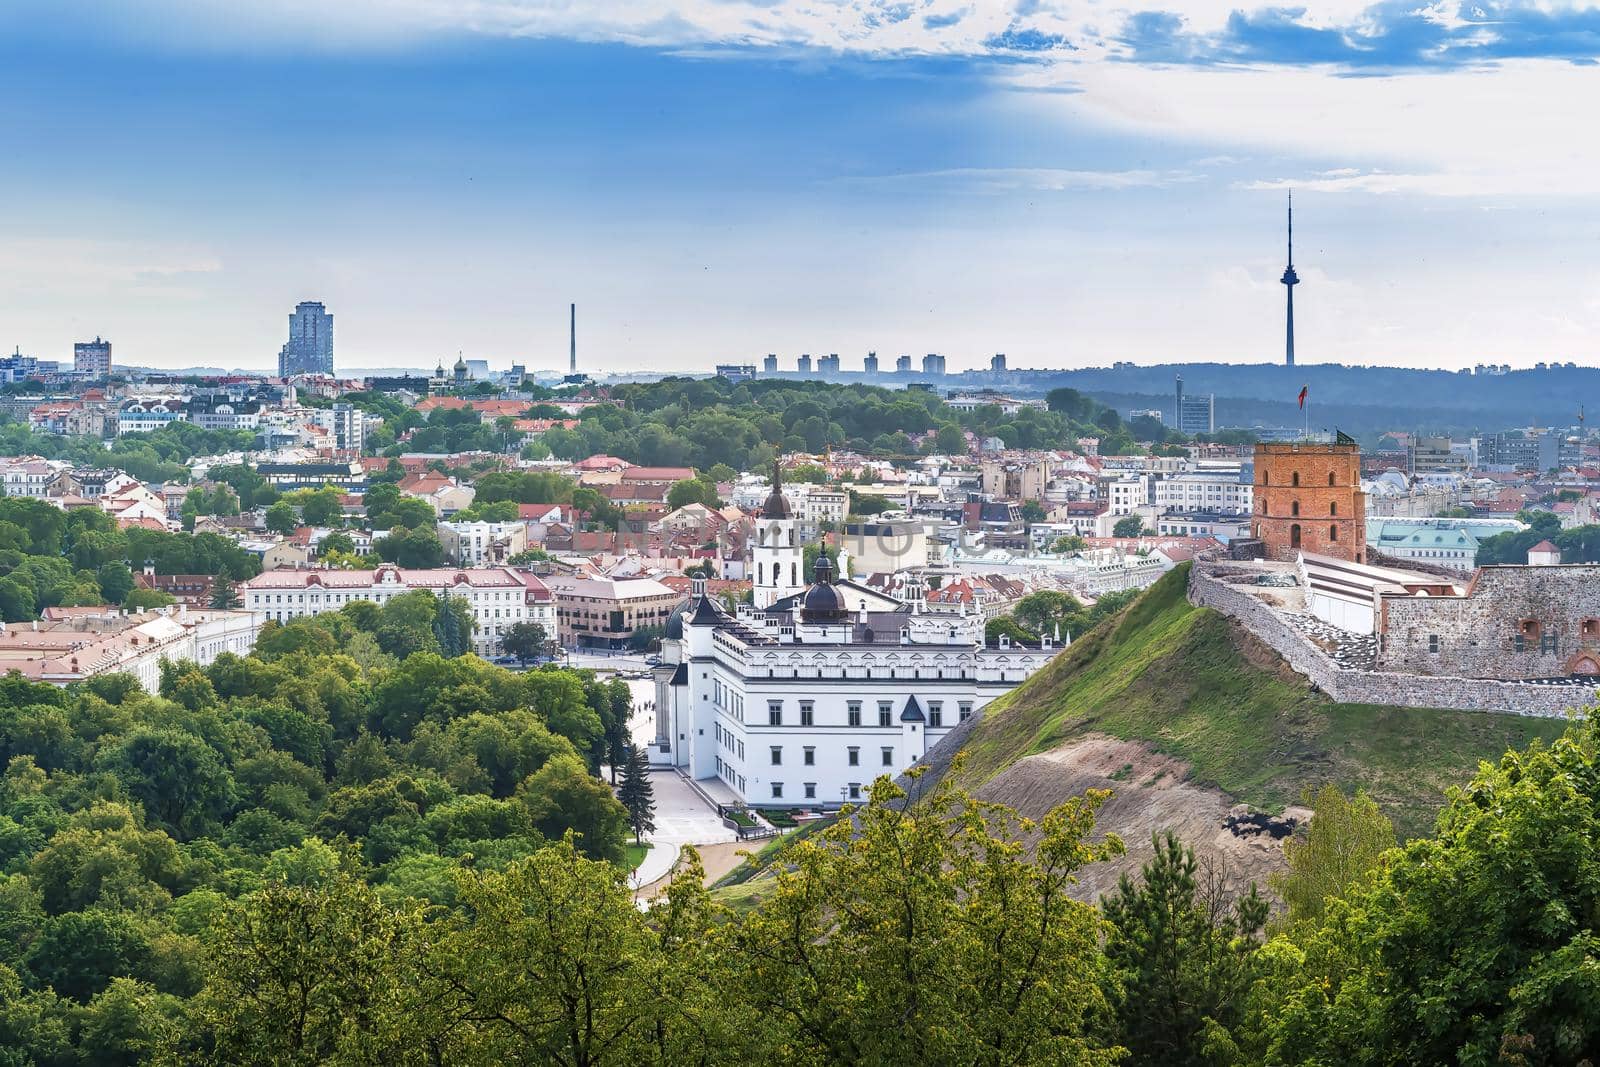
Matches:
[945,564,1577,839]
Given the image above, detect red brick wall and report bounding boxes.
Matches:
[1252,443,1366,562]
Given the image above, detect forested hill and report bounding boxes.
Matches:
[1010,361,1590,435]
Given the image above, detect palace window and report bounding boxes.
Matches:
[771,782,783,799]
[803,746,815,766]
[804,782,816,799]
[1428,634,1440,653]
[770,746,782,766]
[800,701,814,726]
[928,702,943,728]
[848,747,860,767]
[768,701,782,726]
[846,702,861,727]
[881,747,894,767]
[878,701,893,727]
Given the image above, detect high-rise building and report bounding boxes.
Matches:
[1174,375,1215,435]
[991,353,1007,373]
[74,337,112,379]
[895,354,912,373]
[796,353,813,374]
[922,353,947,376]
[1281,192,1299,367]
[862,351,879,375]
[763,353,778,374]
[278,301,334,377]
[817,352,841,375]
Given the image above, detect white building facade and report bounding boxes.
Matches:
[1153,472,1253,514]
[652,487,1065,807]
[241,565,555,655]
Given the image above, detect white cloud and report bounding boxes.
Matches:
[832,166,1201,191]
[1008,57,1600,198]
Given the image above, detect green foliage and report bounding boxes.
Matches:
[666,477,718,510]
[617,743,656,845]
[1267,717,1600,1064]
[1112,514,1148,538]
[985,616,1038,644]
[1101,832,1269,1065]
[373,525,444,567]
[471,469,576,506]
[1271,784,1395,925]
[122,588,174,612]
[1477,518,1600,566]
[501,621,550,663]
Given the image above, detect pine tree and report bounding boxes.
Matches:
[617,744,656,846]
[432,594,468,657]
[210,574,241,610]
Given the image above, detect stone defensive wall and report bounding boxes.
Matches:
[1188,560,1592,719]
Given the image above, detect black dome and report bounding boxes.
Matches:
[800,553,848,620]
[663,600,692,640]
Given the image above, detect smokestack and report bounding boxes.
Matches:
[569,303,576,374]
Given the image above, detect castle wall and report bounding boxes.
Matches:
[1376,565,1600,679]
[1188,563,1591,718]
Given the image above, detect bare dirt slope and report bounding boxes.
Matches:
[975,734,1307,902]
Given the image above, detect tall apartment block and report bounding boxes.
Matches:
[278,301,334,377]
[74,337,112,379]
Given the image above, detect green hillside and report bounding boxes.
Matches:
[949,564,1577,839]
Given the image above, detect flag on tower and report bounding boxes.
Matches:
[1297,385,1308,410]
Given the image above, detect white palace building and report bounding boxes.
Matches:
[649,465,1065,808]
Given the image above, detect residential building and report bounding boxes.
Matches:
[438,520,529,565]
[542,573,682,650]
[1153,470,1252,514]
[255,461,364,491]
[242,565,552,655]
[117,399,188,435]
[313,402,366,453]
[0,606,261,691]
[73,337,112,379]
[0,458,69,498]
[980,457,1051,502]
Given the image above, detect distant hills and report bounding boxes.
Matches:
[1007,362,1594,437]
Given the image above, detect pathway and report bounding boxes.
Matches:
[627,769,737,891]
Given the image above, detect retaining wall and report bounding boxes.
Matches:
[1188,563,1592,718]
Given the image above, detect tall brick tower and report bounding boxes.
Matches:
[1253,435,1365,562]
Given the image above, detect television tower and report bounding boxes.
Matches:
[1281,191,1299,367]
[569,303,576,374]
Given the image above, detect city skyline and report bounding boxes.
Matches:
[5,2,1600,373]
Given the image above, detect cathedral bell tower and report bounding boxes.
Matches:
[752,461,804,609]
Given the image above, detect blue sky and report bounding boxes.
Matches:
[3,1,1600,374]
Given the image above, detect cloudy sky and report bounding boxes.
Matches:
[4,1,1600,374]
